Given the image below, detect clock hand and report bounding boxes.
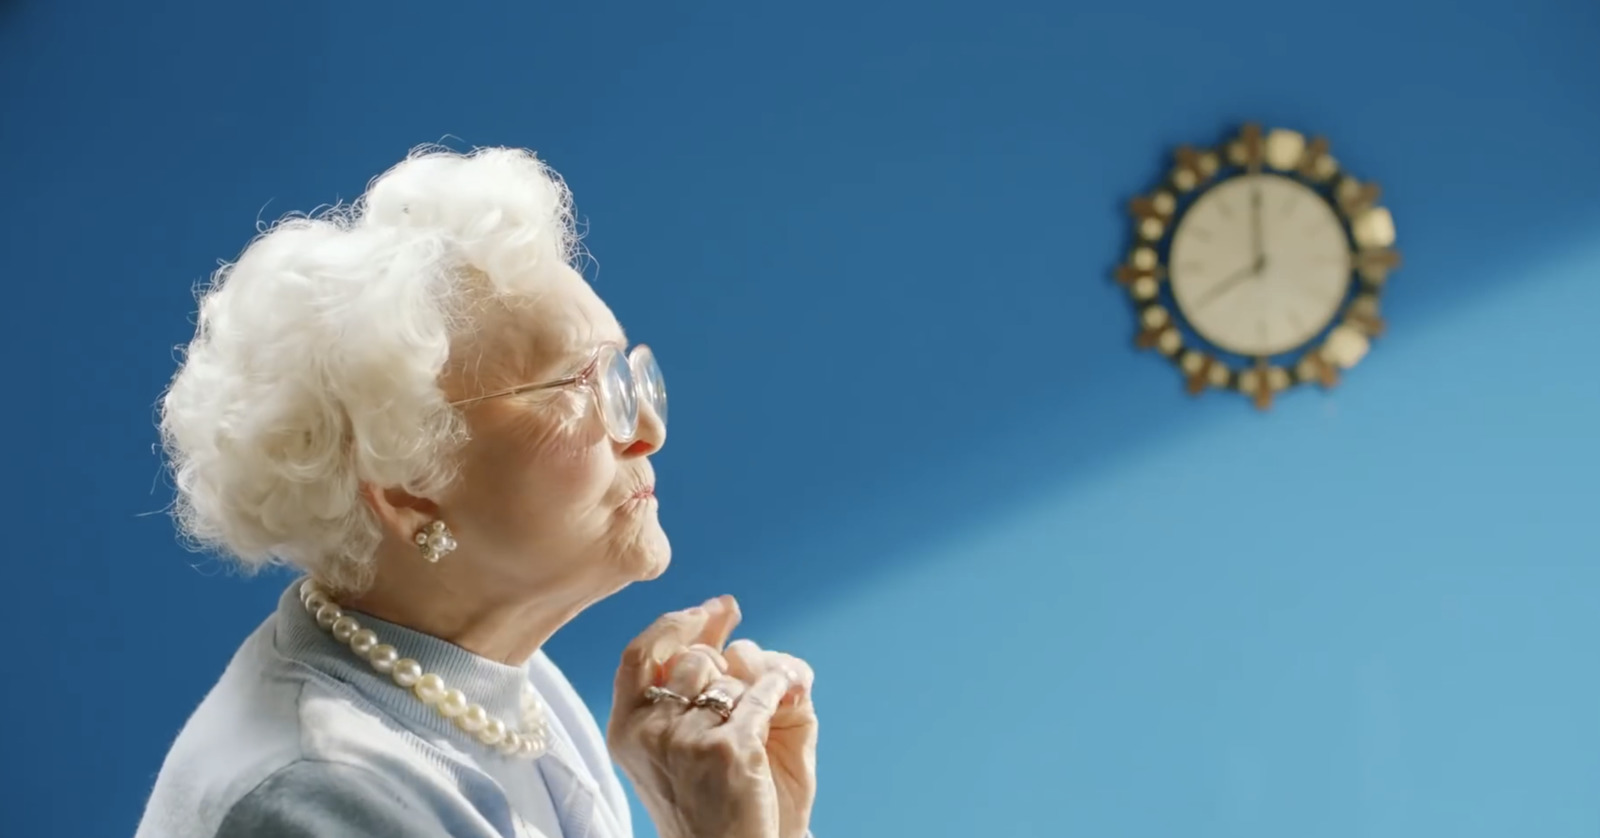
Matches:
[1249,186,1266,275]
[1191,261,1257,311]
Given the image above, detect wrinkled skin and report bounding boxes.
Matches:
[607,597,817,838]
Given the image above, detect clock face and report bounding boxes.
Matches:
[1168,173,1353,357]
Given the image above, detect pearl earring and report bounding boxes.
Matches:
[414,520,457,563]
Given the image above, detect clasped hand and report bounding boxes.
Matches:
[607,596,818,838]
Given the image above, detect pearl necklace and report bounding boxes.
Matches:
[299,580,549,759]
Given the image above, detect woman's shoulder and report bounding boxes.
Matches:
[135,625,464,838]
[143,757,463,838]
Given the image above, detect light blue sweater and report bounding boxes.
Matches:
[136,580,635,838]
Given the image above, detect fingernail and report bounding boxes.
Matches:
[701,596,724,611]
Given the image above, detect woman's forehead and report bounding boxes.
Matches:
[528,288,625,357]
[475,285,626,381]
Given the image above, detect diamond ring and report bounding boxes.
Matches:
[692,688,735,721]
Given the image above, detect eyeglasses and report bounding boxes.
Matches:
[450,343,667,444]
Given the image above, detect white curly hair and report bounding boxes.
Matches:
[159,146,580,592]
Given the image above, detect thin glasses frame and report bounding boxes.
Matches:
[448,342,665,444]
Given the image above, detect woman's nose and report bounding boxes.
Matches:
[622,401,666,457]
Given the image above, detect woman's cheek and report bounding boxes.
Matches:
[476,394,616,498]
[528,434,616,495]
[492,395,599,462]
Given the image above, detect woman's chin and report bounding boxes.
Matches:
[638,551,671,581]
[637,531,672,581]
[617,522,671,582]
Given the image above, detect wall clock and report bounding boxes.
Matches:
[1115,123,1400,410]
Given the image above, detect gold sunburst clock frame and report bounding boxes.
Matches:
[1114,123,1401,410]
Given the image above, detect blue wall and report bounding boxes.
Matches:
[3,1,1596,835]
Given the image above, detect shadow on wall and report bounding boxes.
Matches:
[561,210,1600,697]
[558,137,1600,694]
[517,5,1600,680]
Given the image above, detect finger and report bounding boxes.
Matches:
[614,605,714,706]
[727,669,793,740]
[726,641,813,707]
[767,651,814,706]
[723,639,764,681]
[675,674,748,734]
[693,595,742,651]
[662,646,724,699]
[685,643,730,676]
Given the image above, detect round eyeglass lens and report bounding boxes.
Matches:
[596,345,639,442]
[632,347,667,427]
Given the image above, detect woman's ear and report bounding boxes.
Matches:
[359,483,442,541]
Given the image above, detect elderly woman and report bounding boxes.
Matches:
[136,147,818,838]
